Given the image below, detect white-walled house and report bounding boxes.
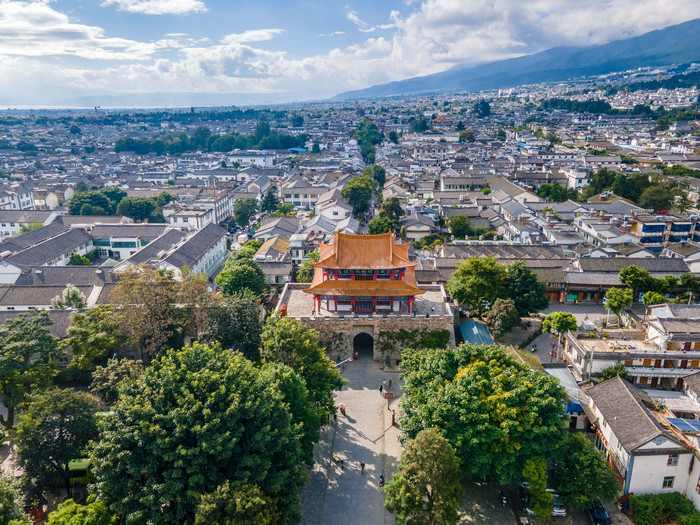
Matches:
[586,377,694,495]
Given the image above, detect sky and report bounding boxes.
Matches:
[1,0,700,106]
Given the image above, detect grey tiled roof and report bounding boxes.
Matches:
[126,229,187,265]
[1,222,68,251]
[91,224,170,239]
[164,223,226,269]
[588,376,686,454]
[5,229,93,267]
[14,266,117,286]
[577,258,689,274]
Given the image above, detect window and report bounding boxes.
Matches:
[668,454,679,466]
[663,476,675,489]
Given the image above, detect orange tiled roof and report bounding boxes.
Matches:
[304,279,424,297]
[314,232,414,270]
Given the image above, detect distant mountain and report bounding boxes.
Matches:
[333,18,700,100]
[51,91,296,108]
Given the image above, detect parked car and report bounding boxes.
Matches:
[520,484,567,518]
[550,490,567,517]
[587,498,611,525]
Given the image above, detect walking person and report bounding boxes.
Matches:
[361,461,365,474]
[388,379,392,391]
[379,384,383,396]
[340,460,344,470]
[382,379,387,391]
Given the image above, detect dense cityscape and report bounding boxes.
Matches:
[2,5,700,525]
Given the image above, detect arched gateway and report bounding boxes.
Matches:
[353,333,374,360]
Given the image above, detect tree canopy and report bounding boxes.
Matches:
[505,262,549,316]
[0,310,59,429]
[605,287,633,322]
[215,256,266,298]
[341,174,375,216]
[234,198,258,227]
[484,298,521,337]
[384,428,463,525]
[400,344,567,482]
[260,317,344,419]
[16,388,99,496]
[203,290,263,361]
[377,196,404,226]
[92,343,307,524]
[367,215,394,235]
[260,187,280,214]
[445,256,507,316]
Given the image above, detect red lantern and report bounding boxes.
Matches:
[333,297,338,302]
[390,298,394,302]
[372,298,377,303]
[334,273,339,278]
[323,272,327,277]
[351,298,355,303]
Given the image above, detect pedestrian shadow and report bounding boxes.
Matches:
[344,414,356,424]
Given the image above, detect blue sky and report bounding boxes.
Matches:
[1,0,699,105]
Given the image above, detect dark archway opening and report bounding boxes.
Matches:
[353,333,374,360]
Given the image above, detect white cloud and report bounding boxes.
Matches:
[319,30,345,37]
[101,0,207,15]
[346,10,368,28]
[0,0,171,59]
[2,0,700,103]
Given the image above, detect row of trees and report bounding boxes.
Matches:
[351,117,383,164]
[341,165,386,217]
[1,257,345,523]
[68,186,174,221]
[384,344,617,523]
[115,123,309,155]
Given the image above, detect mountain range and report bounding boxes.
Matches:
[333,18,700,100]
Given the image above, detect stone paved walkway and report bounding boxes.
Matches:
[300,359,402,525]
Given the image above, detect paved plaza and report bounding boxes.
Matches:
[300,359,402,525]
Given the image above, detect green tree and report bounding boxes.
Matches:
[605,287,633,324]
[195,482,277,525]
[296,251,319,283]
[290,114,304,127]
[368,215,393,235]
[523,457,553,519]
[204,291,263,361]
[553,433,619,510]
[484,298,521,337]
[399,225,407,238]
[409,117,428,133]
[455,121,465,132]
[363,165,386,188]
[0,475,30,525]
[311,142,321,154]
[384,428,462,525]
[261,186,280,213]
[16,388,98,496]
[458,130,475,143]
[388,130,399,144]
[69,124,81,134]
[400,344,567,482]
[377,196,404,226]
[90,358,144,405]
[341,174,374,216]
[74,181,89,193]
[69,252,90,265]
[260,317,344,419]
[542,312,578,349]
[506,261,549,316]
[0,310,59,429]
[262,362,321,464]
[599,363,632,382]
[472,99,491,118]
[216,258,266,298]
[496,129,507,141]
[639,185,673,212]
[445,255,508,316]
[234,197,258,227]
[619,265,655,299]
[449,215,471,239]
[115,197,156,221]
[92,343,306,524]
[51,283,87,309]
[643,291,666,306]
[46,497,118,525]
[62,305,122,372]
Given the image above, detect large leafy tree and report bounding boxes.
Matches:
[605,287,633,324]
[0,310,59,429]
[215,257,266,298]
[341,174,374,216]
[445,255,507,316]
[542,312,578,350]
[484,298,521,337]
[260,186,280,213]
[90,358,145,405]
[62,305,123,372]
[261,363,321,464]
[552,433,619,510]
[234,197,258,227]
[363,164,386,187]
[449,215,471,239]
[523,457,553,519]
[384,428,463,525]
[400,344,567,482]
[642,291,666,306]
[194,482,277,525]
[0,475,30,525]
[204,291,263,361]
[506,262,549,316]
[639,185,673,212]
[92,343,307,525]
[367,215,393,235]
[51,283,87,309]
[619,265,655,299]
[16,388,99,496]
[260,317,345,419]
[599,363,632,382]
[110,265,184,358]
[377,196,404,226]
